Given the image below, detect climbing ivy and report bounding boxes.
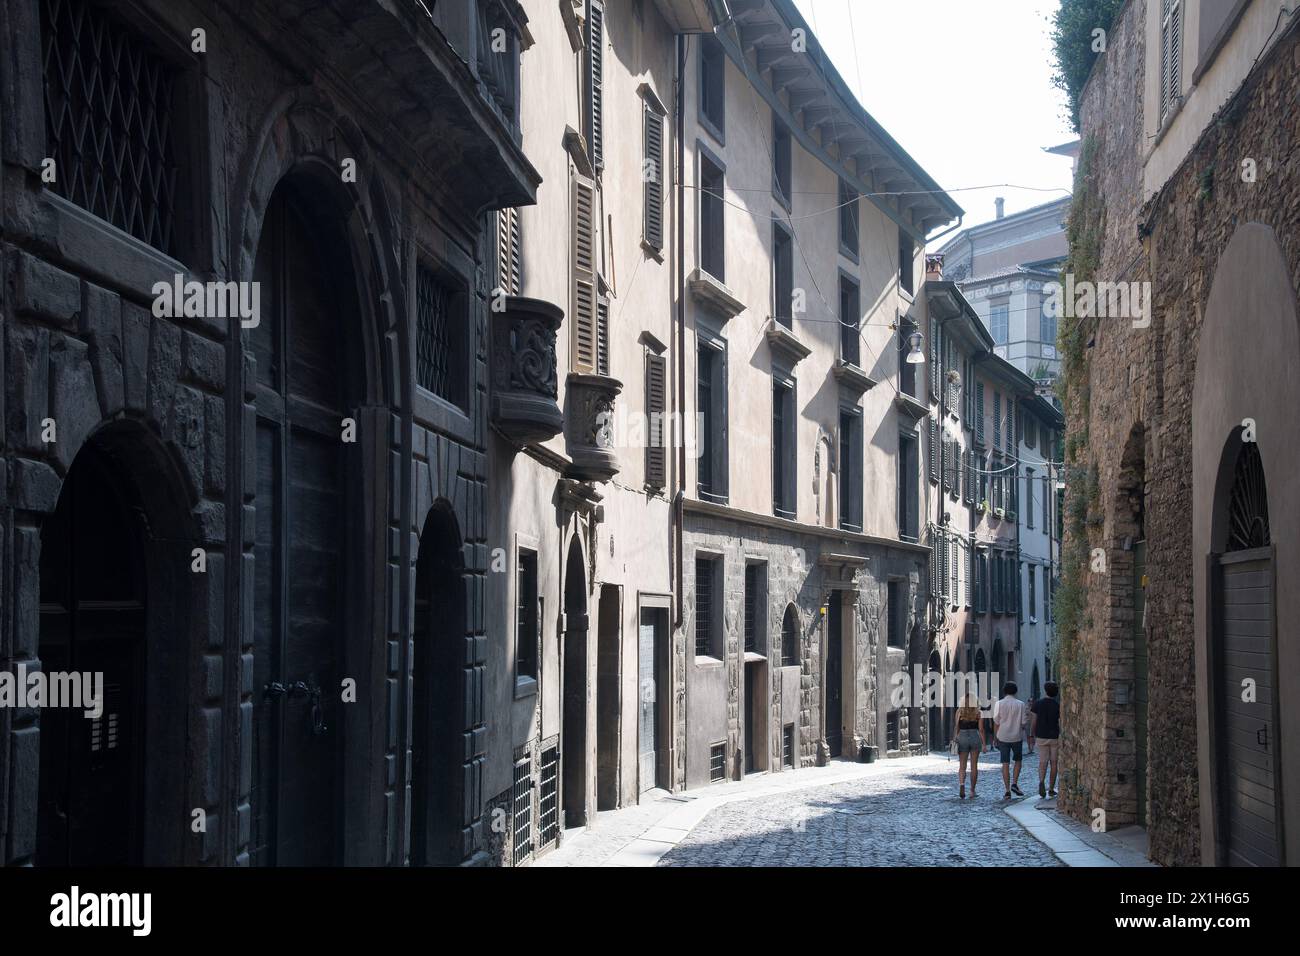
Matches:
[1053,135,1103,696]
[1049,0,1126,131]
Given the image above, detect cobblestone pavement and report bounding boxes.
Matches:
[658,750,1062,867]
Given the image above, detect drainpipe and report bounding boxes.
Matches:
[673,32,686,631]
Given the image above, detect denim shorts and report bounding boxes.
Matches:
[956,729,982,753]
[997,739,1024,764]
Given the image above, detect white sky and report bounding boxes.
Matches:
[789,0,1077,244]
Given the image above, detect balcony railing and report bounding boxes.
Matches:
[564,373,622,482]
[490,296,563,446]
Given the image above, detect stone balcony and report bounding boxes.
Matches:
[564,373,622,482]
[490,296,563,446]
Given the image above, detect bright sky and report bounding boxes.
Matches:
[790,0,1077,244]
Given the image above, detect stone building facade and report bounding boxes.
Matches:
[1058,0,1300,866]
[1,0,537,866]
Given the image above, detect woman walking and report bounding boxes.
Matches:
[955,694,985,799]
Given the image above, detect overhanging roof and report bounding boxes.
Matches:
[715,0,962,240]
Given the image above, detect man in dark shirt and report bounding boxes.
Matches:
[1029,681,1061,798]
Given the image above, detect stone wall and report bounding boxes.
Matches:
[1061,0,1300,865]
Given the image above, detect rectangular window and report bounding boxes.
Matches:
[696,339,728,502]
[584,0,604,168]
[645,352,667,489]
[965,538,974,608]
[416,262,469,408]
[1039,297,1057,350]
[538,745,560,849]
[990,299,1010,346]
[695,556,718,657]
[974,551,986,613]
[1045,470,1052,533]
[709,742,727,782]
[700,36,726,139]
[643,103,664,251]
[773,224,793,327]
[511,756,533,864]
[773,377,796,518]
[839,409,862,532]
[992,552,1003,615]
[886,710,901,751]
[993,392,1002,449]
[772,115,792,207]
[744,564,761,653]
[897,433,917,541]
[950,539,959,608]
[1028,564,1037,619]
[782,724,795,767]
[1160,0,1183,120]
[516,550,539,681]
[700,152,726,282]
[887,581,904,648]
[838,179,858,259]
[839,275,860,367]
[41,0,184,257]
[929,318,941,399]
[975,381,986,446]
[898,322,917,397]
[571,174,599,372]
[898,227,914,295]
[1025,468,1035,528]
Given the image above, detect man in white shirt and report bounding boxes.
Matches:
[992,682,1026,799]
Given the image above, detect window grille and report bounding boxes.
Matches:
[511,756,533,864]
[709,743,726,783]
[695,558,714,657]
[537,745,560,849]
[41,0,180,255]
[886,711,901,751]
[416,263,466,406]
[783,724,794,767]
[781,605,799,667]
[744,564,758,653]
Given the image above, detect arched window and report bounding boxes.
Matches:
[780,604,800,667]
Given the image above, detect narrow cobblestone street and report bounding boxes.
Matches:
[538,751,1083,867]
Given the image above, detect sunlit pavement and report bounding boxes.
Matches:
[535,750,1110,867]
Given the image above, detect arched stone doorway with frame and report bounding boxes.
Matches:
[1193,222,1300,866]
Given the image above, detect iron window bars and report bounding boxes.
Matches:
[41,0,180,256]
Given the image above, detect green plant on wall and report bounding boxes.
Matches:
[1049,0,1126,132]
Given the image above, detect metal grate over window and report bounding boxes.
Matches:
[709,743,726,783]
[783,724,794,768]
[537,745,560,850]
[511,756,533,865]
[744,564,757,653]
[694,558,714,657]
[41,0,179,255]
[416,262,466,407]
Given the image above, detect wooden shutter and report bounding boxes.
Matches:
[927,418,937,482]
[596,294,610,376]
[929,319,940,398]
[975,383,985,446]
[965,538,973,607]
[585,0,604,169]
[993,392,1001,449]
[950,539,959,606]
[930,532,939,600]
[571,173,598,372]
[964,448,974,504]
[645,352,666,488]
[496,207,521,295]
[644,104,664,250]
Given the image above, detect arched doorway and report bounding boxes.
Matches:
[562,536,589,828]
[1212,439,1279,865]
[249,173,365,866]
[411,504,466,865]
[36,426,190,866]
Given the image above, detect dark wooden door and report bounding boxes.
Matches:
[37,447,145,866]
[250,184,356,866]
[826,598,843,758]
[744,663,756,772]
[1217,548,1280,866]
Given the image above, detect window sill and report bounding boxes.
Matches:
[640,238,665,263]
[514,675,539,700]
[694,655,724,667]
[699,112,725,148]
[689,268,745,320]
[839,242,859,265]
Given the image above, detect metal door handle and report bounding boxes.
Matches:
[1257,725,1269,749]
